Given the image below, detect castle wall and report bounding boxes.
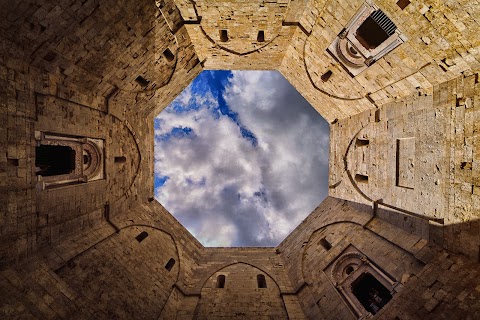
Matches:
[194,263,289,319]
[0,0,200,267]
[278,0,480,122]
[278,196,480,319]
[329,73,480,260]
[0,0,479,319]
[180,0,297,70]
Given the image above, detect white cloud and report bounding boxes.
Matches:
[154,71,329,246]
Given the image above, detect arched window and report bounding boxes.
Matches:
[328,248,398,318]
[165,258,175,271]
[217,275,226,288]
[135,231,148,243]
[257,274,267,288]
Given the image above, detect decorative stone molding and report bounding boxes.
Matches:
[327,1,407,76]
[324,245,401,319]
[35,131,105,189]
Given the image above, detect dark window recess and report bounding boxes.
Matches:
[319,237,332,250]
[165,258,175,271]
[219,29,229,42]
[135,75,150,87]
[163,48,175,62]
[321,70,333,82]
[257,30,265,42]
[257,274,267,288]
[351,273,392,315]
[135,231,148,242]
[148,197,155,202]
[356,10,396,49]
[115,156,126,163]
[356,138,370,147]
[83,154,89,164]
[396,0,411,10]
[36,145,76,176]
[355,174,369,183]
[375,109,381,122]
[103,204,110,220]
[217,275,226,288]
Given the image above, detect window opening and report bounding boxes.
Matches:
[319,237,332,250]
[163,48,175,62]
[351,272,392,315]
[135,75,150,87]
[219,30,229,42]
[327,3,406,76]
[103,204,110,220]
[36,145,76,176]
[257,274,267,288]
[355,174,368,183]
[217,275,226,288]
[115,156,126,163]
[356,10,397,50]
[356,138,369,147]
[165,258,175,271]
[396,0,410,10]
[135,231,148,242]
[321,70,333,82]
[257,30,265,42]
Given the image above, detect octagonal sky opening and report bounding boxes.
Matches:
[154,70,329,247]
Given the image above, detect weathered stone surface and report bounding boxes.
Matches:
[0,0,479,319]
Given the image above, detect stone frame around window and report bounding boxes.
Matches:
[327,1,407,76]
[324,245,403,319]
[35,131,105,189]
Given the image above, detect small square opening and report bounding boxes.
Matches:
[219,30,229,42]
[396,0,411,10]
[257,30,265,42]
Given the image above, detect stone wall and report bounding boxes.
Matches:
[1,0,479,319]
[279,0,480,122]
[329,72,480,260]
[277,197,480,319]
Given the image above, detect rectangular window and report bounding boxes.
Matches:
[356,10,396,49]
[36,145,76,176]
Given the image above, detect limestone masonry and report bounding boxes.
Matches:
[0,0,479,319]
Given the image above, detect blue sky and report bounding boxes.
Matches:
[154,71,329,247]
